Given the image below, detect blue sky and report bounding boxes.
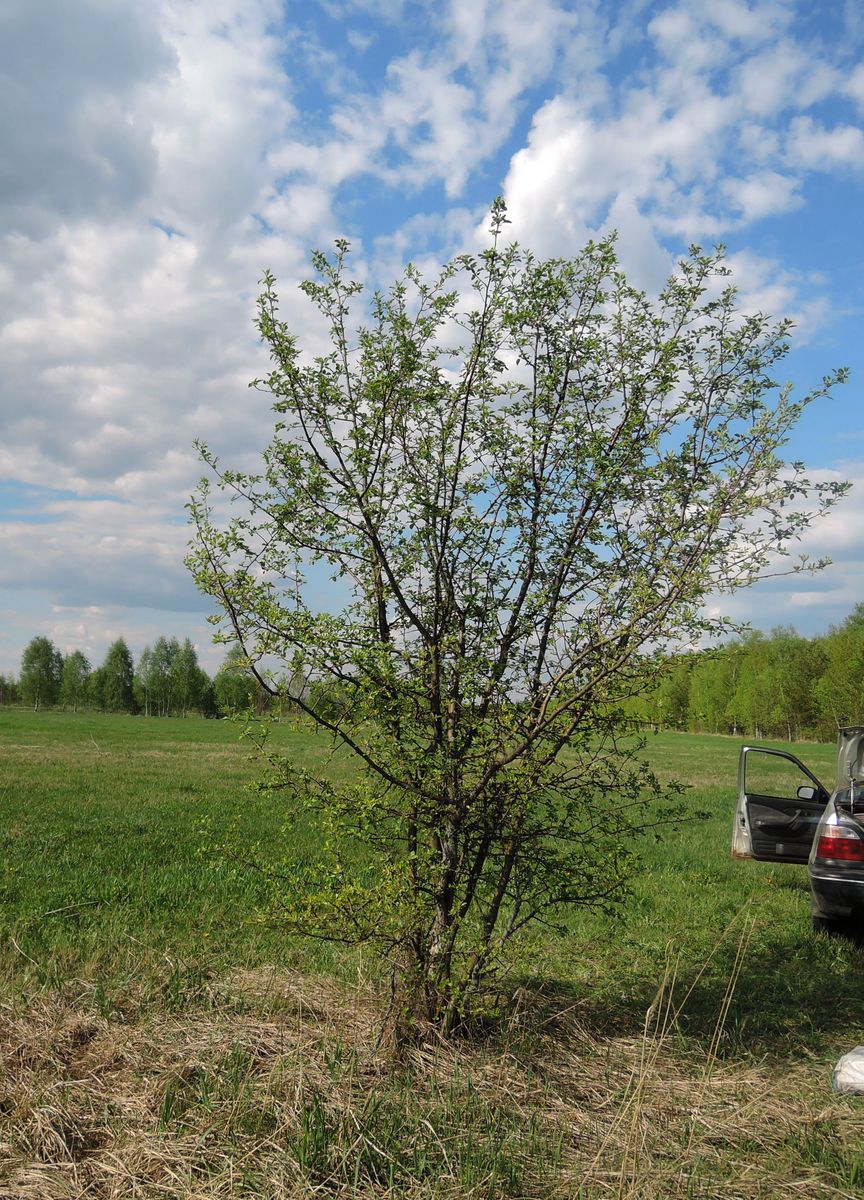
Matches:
[0,0,862,676]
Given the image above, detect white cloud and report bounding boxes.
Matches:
[848,63,864,108]
[0,592,225,677]
[502,83,737,253]
[0,497,198,613]
[379,55,479,196]
[346,29,375,54]
[785,116,864,171]
[0,218,282,499]
[723,170,803,222]
[735,41,823,116]
[736,122,781,162]
[649,6,728,73]
[705,0,788,44]
[147,0,295,230]
[722,249,831,337]
[322,0,407,19]
[501,101,595,255]
[268,0,589,204]
[495,2,864,324]
[600,194,673,293]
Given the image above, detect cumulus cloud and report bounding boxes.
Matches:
[0,491,198,604]
[271,0,589,203]
[786,116,864,171]
[719,248,832,339]
[145,0,296,232]
[705,0,788,44]
[499,1,862,318]
[722,170,803,222]
[735,40,831,116]
[848,62,864,108]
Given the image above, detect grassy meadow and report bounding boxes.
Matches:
[2,708,864,1198]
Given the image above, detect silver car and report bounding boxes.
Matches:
[733,726,864,932]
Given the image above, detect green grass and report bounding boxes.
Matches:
[0,708,346,1004]
[1,712,861,1050]
[3,709,864,1198]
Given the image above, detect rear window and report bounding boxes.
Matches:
[833,785,864,810]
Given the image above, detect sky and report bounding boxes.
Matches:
[0,0,863,677]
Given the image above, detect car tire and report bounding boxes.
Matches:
[812,914,847,936]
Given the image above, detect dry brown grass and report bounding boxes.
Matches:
[1,967,863,1200]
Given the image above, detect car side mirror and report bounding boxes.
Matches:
[797,785,818,801]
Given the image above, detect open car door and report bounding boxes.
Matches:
[733,746,830,864]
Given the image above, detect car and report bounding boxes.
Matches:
[732,725,864,932]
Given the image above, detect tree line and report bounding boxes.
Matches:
[625,605,864,741]
[4,607,862,736]
[0,636,264,717]
[5,607,864,736]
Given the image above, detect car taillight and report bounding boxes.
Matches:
[816,828,864,861]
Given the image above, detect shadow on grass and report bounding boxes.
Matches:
[508,922,864,1062]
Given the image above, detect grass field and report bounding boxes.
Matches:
[2,708,864,1198]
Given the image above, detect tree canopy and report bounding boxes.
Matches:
[60,650,91,712]
[91,638,137,714]
[19,636,63,710]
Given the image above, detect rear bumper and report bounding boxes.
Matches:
[810,869,864,918]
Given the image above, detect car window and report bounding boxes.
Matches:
[744,752,816,800]
[834,785,864,806]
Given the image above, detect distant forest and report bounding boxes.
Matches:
[624,605,864,742]
[4,605,864,737]
[0,636,262,718]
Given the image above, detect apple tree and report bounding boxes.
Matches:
[188,203,846,1038]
